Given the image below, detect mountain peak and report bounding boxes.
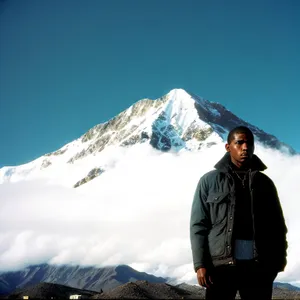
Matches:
[65,88,296,164]
[166,88,191,98]
[165,88,206,107]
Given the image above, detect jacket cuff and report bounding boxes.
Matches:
[195,265,205,272]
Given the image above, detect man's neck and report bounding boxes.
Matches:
[230,161,251,171]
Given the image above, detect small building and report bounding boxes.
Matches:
[69,295,82,300]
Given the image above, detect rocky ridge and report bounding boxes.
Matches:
[0,264,166,295]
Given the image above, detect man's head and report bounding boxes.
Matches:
[225,126,255,168]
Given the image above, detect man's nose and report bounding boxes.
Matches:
[242,142,248,150]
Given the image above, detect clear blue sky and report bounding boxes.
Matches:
[0,0,299,167]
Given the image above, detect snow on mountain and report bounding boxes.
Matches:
[0,88,295,187]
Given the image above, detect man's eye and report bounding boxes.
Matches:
[235,140,254,146]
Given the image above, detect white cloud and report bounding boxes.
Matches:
[0,142,299,286]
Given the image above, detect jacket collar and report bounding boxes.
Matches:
[214,152,267,172]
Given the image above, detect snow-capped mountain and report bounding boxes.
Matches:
[0,88,295,187]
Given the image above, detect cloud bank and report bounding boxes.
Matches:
[0,143,299,286]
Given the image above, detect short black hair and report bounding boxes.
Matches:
[227,126,254,144]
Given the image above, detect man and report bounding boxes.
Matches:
[190,126,288,300]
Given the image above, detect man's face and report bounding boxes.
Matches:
[225,132,254,168]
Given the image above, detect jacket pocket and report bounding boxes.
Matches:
[206,192,230,225]
[208,221,227,258]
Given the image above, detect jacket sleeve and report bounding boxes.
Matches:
[269,178,288,272]
[259,174,288,272]
[190,173,212,272]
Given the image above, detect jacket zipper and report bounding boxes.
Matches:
[226,173,236,265]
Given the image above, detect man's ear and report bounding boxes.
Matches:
[225,143,230,152]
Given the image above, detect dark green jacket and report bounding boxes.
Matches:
[190,153,287,272]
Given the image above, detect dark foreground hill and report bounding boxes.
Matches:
[3,281,300,299]
[91,280,205,299]
[4,282,98,299]
[3,281,204,299]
